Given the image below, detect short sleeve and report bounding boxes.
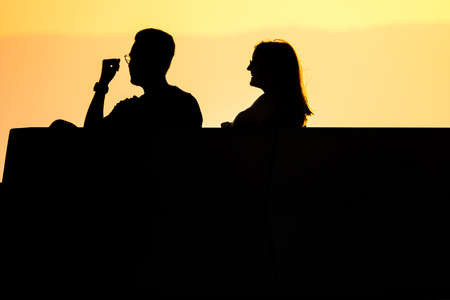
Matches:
[186,94,203,128]
[173,91,202,128]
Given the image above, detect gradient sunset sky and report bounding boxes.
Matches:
[1,0,450,180]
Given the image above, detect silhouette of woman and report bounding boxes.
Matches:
[222,40,312,128]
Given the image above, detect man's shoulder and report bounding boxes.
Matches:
[168,85,197,102]
[167,85,203,126]
[167,86,201,112]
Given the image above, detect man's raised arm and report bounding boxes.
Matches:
[84,59,120,128]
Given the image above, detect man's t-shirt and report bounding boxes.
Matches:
[103,85,202,129]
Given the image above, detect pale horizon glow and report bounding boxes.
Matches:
[2,0,450,36]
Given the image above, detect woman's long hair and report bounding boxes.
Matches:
[254,40,312,126]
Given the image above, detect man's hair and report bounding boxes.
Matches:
[135,28,175,72]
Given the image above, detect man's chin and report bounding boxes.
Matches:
[130,78,141,86]
[250,79,259,88]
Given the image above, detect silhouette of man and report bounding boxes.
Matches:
[82,28,202,129]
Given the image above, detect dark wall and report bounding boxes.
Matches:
[2,128,449,296]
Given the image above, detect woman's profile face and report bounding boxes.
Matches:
[247,51,272,90]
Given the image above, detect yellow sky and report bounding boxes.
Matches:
[1,0,450,36]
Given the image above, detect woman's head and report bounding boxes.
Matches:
[247,40,312,125]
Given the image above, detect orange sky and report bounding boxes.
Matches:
[1,1,450,181]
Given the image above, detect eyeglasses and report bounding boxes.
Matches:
[124,54,131,64]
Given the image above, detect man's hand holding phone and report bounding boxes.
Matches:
[99,59,120,85]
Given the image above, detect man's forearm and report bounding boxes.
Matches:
[84,83,108,128]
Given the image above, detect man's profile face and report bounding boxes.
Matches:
[128,42,166,87]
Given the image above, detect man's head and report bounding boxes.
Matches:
[127,28,175,87]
